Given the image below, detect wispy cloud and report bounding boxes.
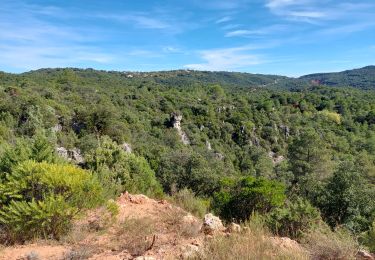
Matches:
[98,14,170,29]
[225,24,288,37]
[184,45,269,71]
[216,16,232,24]
[265,0,375,22]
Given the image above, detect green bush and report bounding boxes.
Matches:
[86,136,163,198]
[213,176,286,222]
[267,198,321,239]
[0,161,103,243]
[361,220,375,253]
[0,196,75,242]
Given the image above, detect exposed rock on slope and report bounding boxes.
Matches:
[170,112,190,145]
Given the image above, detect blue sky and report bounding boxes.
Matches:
[0,0,374,76]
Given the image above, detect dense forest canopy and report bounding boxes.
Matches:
[0,67,374,251]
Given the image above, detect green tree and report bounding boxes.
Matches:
[213,176,286,221]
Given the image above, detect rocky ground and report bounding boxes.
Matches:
[0,193,372,260]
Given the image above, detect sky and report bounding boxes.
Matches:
[0,0,374,76]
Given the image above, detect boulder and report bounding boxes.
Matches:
[357,249,374,260]
[68,148,84,164]
[56,147,84,164]
[226,222,241,233]
[56,147,68,160]
[202,213,225,235]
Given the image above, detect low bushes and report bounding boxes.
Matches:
[0,161,103,243]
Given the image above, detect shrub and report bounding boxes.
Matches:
[360,220,375,253]
[267,198,321,239]
[301,226,358,259]
[213,176,286,222]
[0,161,103,243]
[86,136,163,198]
[169,188,209,218]
[0,196,75,242]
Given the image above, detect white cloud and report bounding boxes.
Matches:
[225,24,288,37]
[101,14,170,29]
[184,45,265,71]
[265,0,375,22]
[216,16,232,24]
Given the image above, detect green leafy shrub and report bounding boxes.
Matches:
[213,176,286,221]
[267,198,321,239]
[86,136,163,198]
[0,161,103,243]
[360,220,375,253]
[0,196,75,242]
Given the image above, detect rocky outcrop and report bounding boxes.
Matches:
[206,140,212,150]
[170,113,190,145]
[56,147,84,164]
[121,142,132,153]
[214,152,224,160]
[202,213,225,235]
[51,123,62,133]
[279,125,290,139]
[268,151,285,165]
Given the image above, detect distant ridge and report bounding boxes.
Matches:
[300,66,375,90]
[1,65,374,90]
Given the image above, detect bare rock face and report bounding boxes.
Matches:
[56,147,68,160]
[170,113,190,145]
[214,152,224,160]
[202,213,225,235]
[279,125,290,139]
[56,147,84,164]
[69,148,84,164]
[51,124,62,133]
[206,140,212,150]
[268,151,285,165]
[121,142,132,153]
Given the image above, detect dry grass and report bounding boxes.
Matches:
[195,219,309,260]
[113,217,156,256]
[301,227,358,260]
[62,246,97,260]
[160,209,202,239]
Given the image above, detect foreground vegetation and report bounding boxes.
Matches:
[0,68,374,254]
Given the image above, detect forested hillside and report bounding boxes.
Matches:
[301,66,375,89]
[0,68,374,254]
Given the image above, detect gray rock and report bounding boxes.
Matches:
[56,147,84,164]
[121,142,132,153]
[68,148,84,164]
[206,140,212,150]
[202,213,225,235]
[170,113,190,145]
[56,147,68,160]
[214,152,224,160]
